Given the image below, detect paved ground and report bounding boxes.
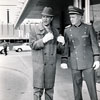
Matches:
[0,51,100,100]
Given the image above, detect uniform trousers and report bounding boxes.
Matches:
[4,47,7,55]
[71,67,98,100]
[34,87,54,100]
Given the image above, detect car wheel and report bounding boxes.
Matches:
[15,50,18,52]
[17,48,22,52]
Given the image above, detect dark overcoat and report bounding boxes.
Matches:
[62,23,100,70]
[29,23,59,88]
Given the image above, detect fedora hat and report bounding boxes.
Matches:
[41,7,54,16]
[68,6,84,15]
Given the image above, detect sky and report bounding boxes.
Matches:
[0,0,18,24]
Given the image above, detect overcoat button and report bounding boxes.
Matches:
[44,53,47,55]
[76,58,78,60]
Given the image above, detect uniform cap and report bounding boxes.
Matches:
[68,6,84,15]
[41,7,54,16]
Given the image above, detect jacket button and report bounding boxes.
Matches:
[51,53,53,55]
[44,63,46,65]
[70,34,72,37]
[76,58,79,60]
[84,32,86,34]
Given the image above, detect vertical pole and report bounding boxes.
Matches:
[1,22,3,35]
[85,0,90,24]
[13,24,14,35]
[7,9,9,24]
[79,0,82,9]
[74,0,82,8]
[7,9,9,36]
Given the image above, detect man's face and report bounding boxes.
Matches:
[42,15,53,26]
[69,14,82,25]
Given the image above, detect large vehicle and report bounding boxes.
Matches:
[13,43,31,52]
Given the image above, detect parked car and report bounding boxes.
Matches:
[13,43,31,52]
[0,46,9,54]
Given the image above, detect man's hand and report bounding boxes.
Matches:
[43,32,54,43]
[61,63,68,69]
[93,61,100,70]
[57,35,65,45]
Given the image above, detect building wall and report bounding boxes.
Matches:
[0,23,30,40]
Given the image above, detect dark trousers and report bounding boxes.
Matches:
[71,68,98,100]
[4,47,7,55]
[34,87,54,100]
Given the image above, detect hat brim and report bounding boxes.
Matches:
[69,11,83,15]
[41,13,54,16]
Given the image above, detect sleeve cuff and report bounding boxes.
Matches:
[93,54,100,61]
[61,57,68,64]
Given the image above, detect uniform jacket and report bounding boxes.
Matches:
[29,23,59,88]
[61,23,100,70]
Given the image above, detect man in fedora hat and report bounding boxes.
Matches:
[61,6,100,100]
[29,6,65,100]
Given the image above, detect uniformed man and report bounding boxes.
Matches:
[61,6,100,100]
[29,7,65,100]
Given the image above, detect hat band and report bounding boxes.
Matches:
[69,11,82,15]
